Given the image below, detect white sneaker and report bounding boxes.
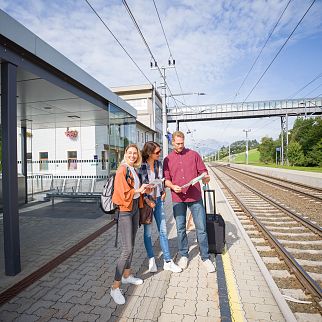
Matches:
[163,260,182,273]
[177,256,188,270]
[149,257,157,273]
[121,275,143,285]
[203,259,216,273]
[110,287,125,305]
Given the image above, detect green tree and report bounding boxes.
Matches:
[306,138,322,166]
[288,141,305,166]
[289,117,322,166]
[258,137,275,164]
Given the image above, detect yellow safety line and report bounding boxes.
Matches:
[221,248,245,322]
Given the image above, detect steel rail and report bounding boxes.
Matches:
[209,167,322,300]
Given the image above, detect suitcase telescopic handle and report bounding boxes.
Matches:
[203,184,216,214]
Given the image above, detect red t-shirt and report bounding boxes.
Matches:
[163,148,208,202]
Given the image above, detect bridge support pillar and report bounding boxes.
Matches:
[280,114,288,166]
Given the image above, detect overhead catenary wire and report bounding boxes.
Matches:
[122,0,156,63]
[84,0,153,85]
[302,82,322,98]
[242,0,316,103]
[289,71,322,98]
[233,0,292,102]
[122,0,187,120]
[152,0,187,105]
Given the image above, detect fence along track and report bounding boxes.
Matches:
[216,164,322,201]
[209,166,322,315]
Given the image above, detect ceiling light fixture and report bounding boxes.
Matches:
[67,115,80,119]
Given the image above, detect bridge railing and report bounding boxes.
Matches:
[167,97,322,116]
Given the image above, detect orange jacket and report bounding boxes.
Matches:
[112,164,143,212]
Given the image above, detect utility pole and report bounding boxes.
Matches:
[228,144,231,163]
[160,67,168,154]
[243,129,251,165]
[151,59,175,156]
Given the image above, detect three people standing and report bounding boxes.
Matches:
[110,132,215,305]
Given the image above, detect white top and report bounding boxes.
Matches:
[148,171,161,198]
[128,165,140,199]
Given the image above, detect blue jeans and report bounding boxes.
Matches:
[144,196,172,261]
[173,199,209,261]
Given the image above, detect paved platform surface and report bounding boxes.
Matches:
[0,171,296,321]
[0,199,110,293]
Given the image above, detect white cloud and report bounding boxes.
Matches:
[1,0,321,145]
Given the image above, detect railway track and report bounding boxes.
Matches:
[219,164,322,202]
[209,165,322,320]
[214,164,322,227]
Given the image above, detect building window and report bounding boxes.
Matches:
[145,133,149,142]
[39,152,48,171]
[141,133,144,143]
[67,151,77,170]
[137,130,140,143]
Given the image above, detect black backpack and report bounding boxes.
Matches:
[100,167,131,215]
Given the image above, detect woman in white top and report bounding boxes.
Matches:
[139,141,181,273]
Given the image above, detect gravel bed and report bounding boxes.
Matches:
[258,250,278,257]
[281,243,322,250]
[266,263,288,271]
[273,277,302,289]
[292,253,322,261]
[302,266,322,274]
[288,302,320,314]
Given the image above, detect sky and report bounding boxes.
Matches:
[1,0,322,149]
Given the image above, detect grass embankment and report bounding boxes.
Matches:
[220,149,322,173]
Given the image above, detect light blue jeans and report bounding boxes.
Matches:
[143,196,172,261]
[173,199,209,261]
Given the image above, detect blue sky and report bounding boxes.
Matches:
[1,0,322,149]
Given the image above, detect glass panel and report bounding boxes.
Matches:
[39,152,49,171]
[109,103,136,172]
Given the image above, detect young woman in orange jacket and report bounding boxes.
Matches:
[110,144,149,305]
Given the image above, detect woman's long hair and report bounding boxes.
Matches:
[141,141,160,162]
[122,144,142,168]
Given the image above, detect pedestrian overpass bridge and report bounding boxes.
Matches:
[167,97,322,123]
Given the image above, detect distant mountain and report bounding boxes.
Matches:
[187,138,228,156]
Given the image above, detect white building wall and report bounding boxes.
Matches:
[18,126,107,177]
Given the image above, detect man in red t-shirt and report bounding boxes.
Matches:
[163,131,216,273]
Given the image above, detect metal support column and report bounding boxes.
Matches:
[281,115,287,166]
[1,62,21,275]
[21,126,28,204]
[285,114,289,165]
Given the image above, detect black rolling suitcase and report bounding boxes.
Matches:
[203,186,226,254]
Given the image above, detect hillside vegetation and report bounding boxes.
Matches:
[206,117,322,172]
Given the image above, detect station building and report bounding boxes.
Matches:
[111,84,163,150]
[0,9,160,276]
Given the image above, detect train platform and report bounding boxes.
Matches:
[0,171,298,321]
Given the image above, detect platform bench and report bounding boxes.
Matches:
[44,191,101,206]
